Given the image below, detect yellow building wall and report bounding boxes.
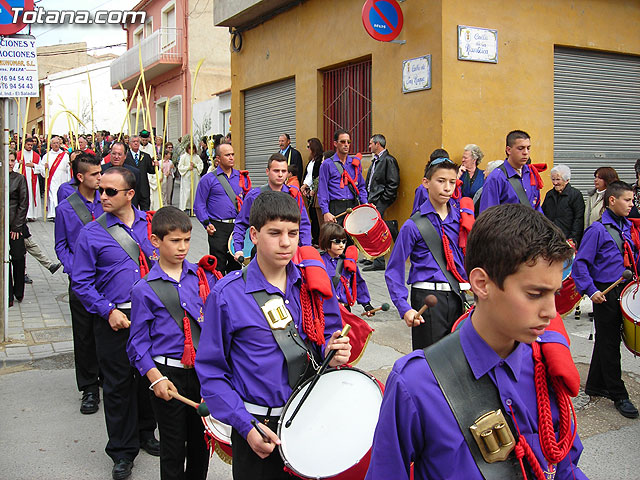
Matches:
[441,0,640,195]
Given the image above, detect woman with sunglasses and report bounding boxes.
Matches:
[319,223,374,313]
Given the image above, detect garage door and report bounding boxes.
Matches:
[554,47,640,195]
[244,78,296,187]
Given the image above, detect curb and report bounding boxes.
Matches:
[0,341,74,369]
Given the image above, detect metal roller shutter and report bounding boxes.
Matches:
[554,48,640,196]
[244,78,296,187]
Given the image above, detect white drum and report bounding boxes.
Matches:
[277,367,383,479]
[202,414,233,463]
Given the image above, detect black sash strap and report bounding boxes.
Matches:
[67,191,93,225]
[260,184,270,193]
[242,268,312,388]
[217,172,238,210]
[424,330,523,479]
[146,278,201,350]
[333,160,359,202]
[410,211,463,301]
[96,213,141,266]
[602,222,624,255]
[332,258,344,289]
[498,164,530,208]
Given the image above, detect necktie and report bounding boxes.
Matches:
[134,152,139,166]
[368,155,378,190]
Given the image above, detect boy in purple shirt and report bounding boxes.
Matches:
[573,180,639,418]
[367,204,587,480]
[386,157,469,350]
[411,148,449,215]
[128,207,219,480]
[195,191,351,480]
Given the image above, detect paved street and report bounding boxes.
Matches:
[1,218,640,479]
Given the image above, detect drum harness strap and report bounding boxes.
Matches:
[601,221,639,279]
[410,211,466,304]
[333,158,360,203]
[67,191,94,224]
[216,170,251,213]
[96,213,151,277]
[425,330,577,480]
[498,164,534,209]
[331,258,358,307]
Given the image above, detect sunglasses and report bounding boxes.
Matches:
[330,238,347,245]
[99,187,129,196]
[338,140,351,144]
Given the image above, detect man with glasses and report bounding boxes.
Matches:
[72,167,159,480]
[317,129,368,226]
[103,142,144,210]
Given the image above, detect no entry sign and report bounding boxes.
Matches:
[0,0,33,36]
[362,0,404,42]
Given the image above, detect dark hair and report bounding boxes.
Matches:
[75,152,101,182]
[249,190,300,231]
[594,166,619,187]
[429,148,449,162]
[307,137,323,161]
[213,134,224,148]
[604,181,633,208]
[424,158,458,179]
[151,206,192,239]
[288,164,298,176]
[506,130,530,147]
[279,133,291,141]
[370,134,386,148]
[635,159,640,179]
[466,204,573,289]
[333,129,349,142]
[323,150,335,160]
[267,152,287,168]
[24,137,34,144]
[201,136,208,144]
[103,166,136,190]
[110,141,126,153]
[319,223,347,251]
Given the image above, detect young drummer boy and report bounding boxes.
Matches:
[573,180,639,418]
[386,157,470,350]
[127,206,219,480]
[319,222,374,313]
[195,191,351,480]
[366,204,587,479]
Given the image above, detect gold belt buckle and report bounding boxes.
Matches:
[469,409,515,463]
[261,298,292,330]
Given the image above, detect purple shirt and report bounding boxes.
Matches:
[317,154,368,214]
[195,258,343,438]
[54,191,103,276]
[57,180,77,203]
[385,198,467,318]
[412,184,429,215]
[479,161,543,213]
[194,166,244,224]
[71,208,157,319]
[127,261,218,376]
[320,251,371,305]
[573,208,637,297]
[365,318,587,480]
[233,184,312,251]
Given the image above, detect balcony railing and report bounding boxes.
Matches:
[111,27,182,89]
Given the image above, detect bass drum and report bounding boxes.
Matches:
[202,413,233,464]
[620,282,640,356]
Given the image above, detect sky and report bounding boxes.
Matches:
[27,0,135,55]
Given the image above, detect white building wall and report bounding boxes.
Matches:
[192,91,231,139]
[44,59,128,136]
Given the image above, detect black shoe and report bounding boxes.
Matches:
[584,387,612,399]
[359,259,373,265]
[112,459,133,480]
[362,264,385,272]
[80,391,99,414]
[49,262,62,274]
[615,399,639,419]
[24,274,33,284]
[140,437,160,456]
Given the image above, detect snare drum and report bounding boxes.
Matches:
[343,204,392,260]
[228,228,254,265]
[202,414,233,464]
[620,282,640,356]
[278,367,383,479]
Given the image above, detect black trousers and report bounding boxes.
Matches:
[372,201,391,269]
[9,235,26,302]
[151,363,208,480]
[207,220,241,275]
[94,310,157,461]
[69,284,100,394]
[231,414,288,480]
[586,281,629,401]
[410,287,463,350]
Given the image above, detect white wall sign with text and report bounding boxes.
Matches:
[458,26,498,63]
[402,55,431,93]
[0,35,38,97]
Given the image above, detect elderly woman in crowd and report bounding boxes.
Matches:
[542,164,585,246]
[458,144,484,199]
[472,159,503,215]
[585,166,619,228]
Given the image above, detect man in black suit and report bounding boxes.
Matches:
[363,133,400,271]
[278,133,303,184]
[124,135,155,210]
[95,130,111,161]
[102,142,145,210]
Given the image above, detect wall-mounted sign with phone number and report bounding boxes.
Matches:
[0,35,38,97]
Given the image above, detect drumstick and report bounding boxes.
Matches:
[167,390,210,417]
[416,295,438,317]
[236,255,245,265]
[601,270,633,296]
[284,324,351,429]
[334,208,353,220]
[361,303,390,317]
[251,419,271,444]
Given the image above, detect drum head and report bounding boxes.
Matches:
[278,368,383,478]
[202,415,232,446]
[344,205,378,235]
[228,229,254,259]
[562,251,575,281]
[620,283,640,324]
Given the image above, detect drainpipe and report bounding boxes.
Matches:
[182,6,189,141]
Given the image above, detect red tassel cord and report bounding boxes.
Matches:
[339,274,357,307]
[441,228,467,283]
[299,270,325,346]
[339,170,360,195]
[181,313,197,367]
[239,170,252,194]
[138,251,150,278]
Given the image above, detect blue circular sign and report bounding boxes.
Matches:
[362,0,404,42]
